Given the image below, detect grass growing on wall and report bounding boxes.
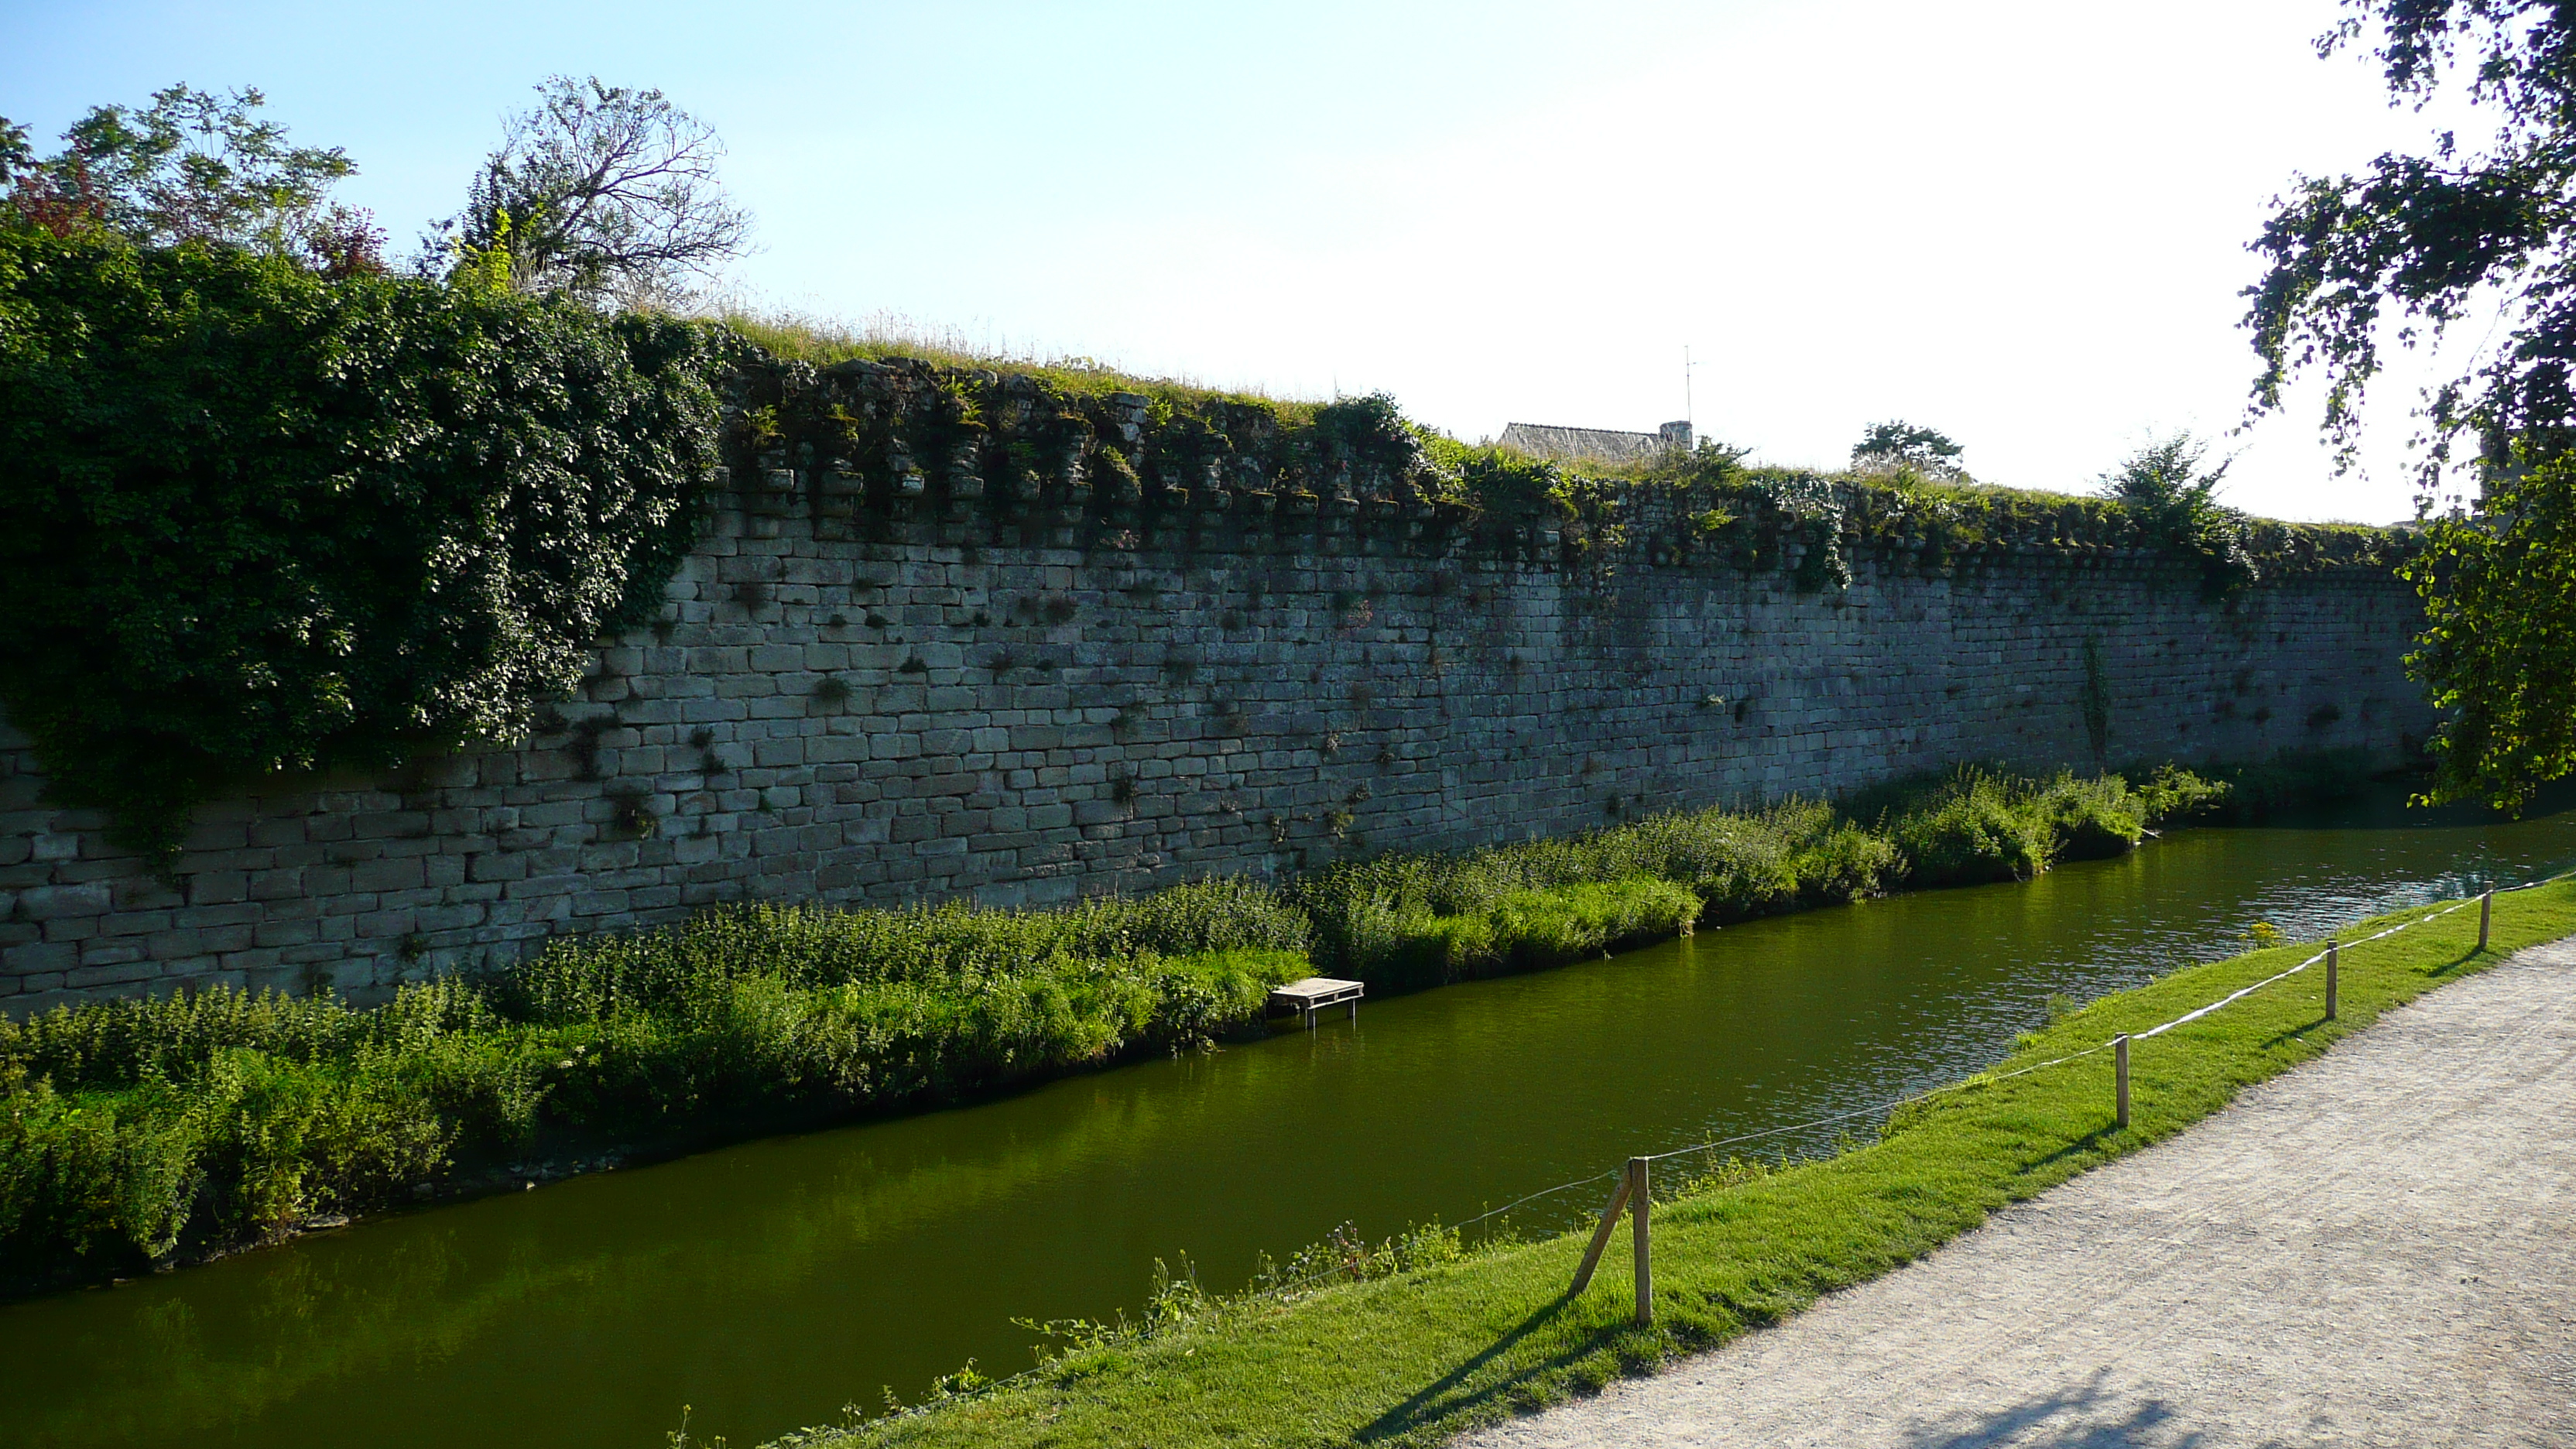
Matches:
[0,229,732,857]
[720,308,1321,419]
[0,766,2218,1288]
[801,879,2576,1449]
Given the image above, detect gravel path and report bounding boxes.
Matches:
[1458,938,2576,1449]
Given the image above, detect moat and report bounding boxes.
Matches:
[6,786,2570,1449]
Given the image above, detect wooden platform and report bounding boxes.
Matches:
[1269,976,1365,1026]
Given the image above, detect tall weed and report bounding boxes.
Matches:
[2,889,1308,1278]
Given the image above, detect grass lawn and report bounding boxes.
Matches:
[801,879,2576,1449]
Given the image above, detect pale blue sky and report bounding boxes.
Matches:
[4,1,2485,522]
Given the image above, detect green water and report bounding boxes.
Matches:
[7,791,2574,1448]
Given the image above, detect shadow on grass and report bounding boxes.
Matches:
[2018,1125,2120,1177]
[1355,1294,1598,1443]
[2423,947,2488,978]
[2259,1018,2333,1050]
[1894,1367,2206,1447]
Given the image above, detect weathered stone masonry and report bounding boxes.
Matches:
[0,482,2430,1012]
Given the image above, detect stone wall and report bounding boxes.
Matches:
[0,487,2430,1013]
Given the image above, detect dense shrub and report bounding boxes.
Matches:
[2124,761,2236,824]
[0,229,731,853]
[1850,765,2230,886]
[1878,770,2066,886]
[1287,769,2218,981]
[1293,797,1910,983]
[0,892,1307,1279]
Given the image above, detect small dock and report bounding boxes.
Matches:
[1269,976,1365,1028]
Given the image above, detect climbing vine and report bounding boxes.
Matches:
[0,233,2419,862]
[0,229,731,855]
[1628,450,2408,591]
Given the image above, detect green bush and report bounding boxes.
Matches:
[2042,772,2146,861]
[1852,765,2227,886]
[1290,796,1921,984]
[0,229,731,854]
[0,893,1308,1279]
[1482,881,1704,964]
[1286,769,2220,984]
[0,1069,199,1265]
[2125,762,2235,824]
[1882,770,2059,886]
[1790,818,1910,903]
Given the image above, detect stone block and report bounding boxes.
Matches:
[350,857,426,893]
[17,883,111,920]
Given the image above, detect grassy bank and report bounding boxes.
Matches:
[1293,766,2222,987]
[796,878,2576,1449]
[0,882,1306,1283]
[2,765,2216,1287]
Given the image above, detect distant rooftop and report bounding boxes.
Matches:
[1497,420,1694,464]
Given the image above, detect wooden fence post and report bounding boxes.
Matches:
[2479,890,2493,952]
[2325,940,2338,1022]
[2114,1034,2131,1129]
[1568,1159,1656,1325]
[1569,1170,1632,1295]
[1629,1157,1653,1327]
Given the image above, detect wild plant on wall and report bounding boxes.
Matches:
[0,228,732,857]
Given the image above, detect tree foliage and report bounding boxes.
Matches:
[1851,420,1965,478]
[0,229,731,855]
[0,85,382,276]
[2405,462,2576,808]
[2100,433,2230,524]
[2098,433,2261,596]
[432,76,748,307]
[2246,0,2576,809]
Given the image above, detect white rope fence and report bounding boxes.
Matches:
[1567,872,2574,1324]
[827,872,2569,1434]
[1093,872,2573,1333]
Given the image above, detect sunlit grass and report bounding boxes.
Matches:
[810,880,2576,1449]
[713,306,1318,416]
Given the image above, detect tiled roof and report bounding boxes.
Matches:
[1498,421,1684,464]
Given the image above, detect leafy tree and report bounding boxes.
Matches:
[0,118,106,237]
[432,76,749,307]
[2244,1,2576,810]
[1851,420,1964,477]
[2098,433,2261,598]
[0,85,382,274]
[2101,433,2230,530]
[2403,457,2576,810]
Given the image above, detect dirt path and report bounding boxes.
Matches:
[1458,939,2576,1449]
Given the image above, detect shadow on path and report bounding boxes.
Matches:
[1893,1368,2231,1448]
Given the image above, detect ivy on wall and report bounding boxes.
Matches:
[0,234,2417,860]
[745,356,1458,520]
[733,320,2413,596]
[0,231,731,856]
[1608,457,2413,599]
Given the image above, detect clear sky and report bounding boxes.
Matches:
[3,0,2492,522]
